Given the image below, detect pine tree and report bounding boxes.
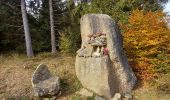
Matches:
[21,0,34,57]
[49,0,56,53]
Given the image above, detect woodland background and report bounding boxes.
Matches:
[0,0,170,98]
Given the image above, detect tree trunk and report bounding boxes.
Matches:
[49,0,56,53]
[21,0,34,57]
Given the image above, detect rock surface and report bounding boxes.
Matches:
[32,64,60,97]
[76,88,93,97]
[76,56,116,99]
[75,14,137,99]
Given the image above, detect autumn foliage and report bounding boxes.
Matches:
[121,9,170,82]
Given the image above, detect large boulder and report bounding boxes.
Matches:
[75,14,137,99]
[31,64,60,97]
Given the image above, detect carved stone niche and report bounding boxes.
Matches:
[77,32,107,58]
[75,14,137,100]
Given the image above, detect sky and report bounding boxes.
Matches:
[164,1,170,15]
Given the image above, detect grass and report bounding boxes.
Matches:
[0,53,81,100]
[0,52,169,100]
[132,74,170,100]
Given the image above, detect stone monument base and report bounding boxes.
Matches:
[75,56,118,99]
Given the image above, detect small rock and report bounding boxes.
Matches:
[112,93,121,100]
[76,88,93,97]
[32,64,60,97]
[95,95,106,100]
[124,93,132,100]
[112,98,118,100]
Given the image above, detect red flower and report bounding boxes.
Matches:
[103,48,109,55]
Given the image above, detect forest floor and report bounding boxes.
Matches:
[0,53,169,100]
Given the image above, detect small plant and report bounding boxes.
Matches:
[72,95,82,100]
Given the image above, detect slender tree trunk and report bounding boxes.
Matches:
[21,0,34,57]
[49,0,56,53]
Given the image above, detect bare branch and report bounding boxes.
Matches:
[3,2,16,9]
[5,24,22,28]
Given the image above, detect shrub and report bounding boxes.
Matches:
[60,32,81,53]
[120,9,170,82]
